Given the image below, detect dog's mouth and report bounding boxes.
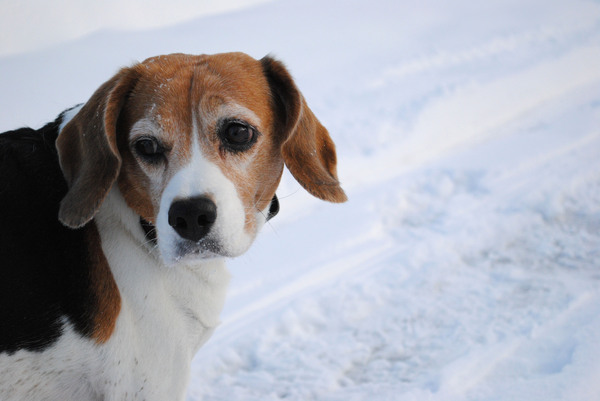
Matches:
[139,216,223,260]
[175,239,223,260]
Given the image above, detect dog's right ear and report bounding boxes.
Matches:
[56,67,139,229]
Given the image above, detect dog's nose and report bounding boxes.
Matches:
[168,197,217,242]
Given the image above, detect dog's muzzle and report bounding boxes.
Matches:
[140,194,280,247]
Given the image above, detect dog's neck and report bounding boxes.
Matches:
[94,186,230,354]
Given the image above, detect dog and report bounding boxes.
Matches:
[0,52,346,400]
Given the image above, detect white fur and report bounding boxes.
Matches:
[0,321,100,400]
[95,187,231,400]
[156,128,254,264]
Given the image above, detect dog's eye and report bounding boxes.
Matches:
[133,137,165,162]
[225,124,253,144]
[219,120,258,152]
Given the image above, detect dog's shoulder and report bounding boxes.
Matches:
[0,121,61,182]
[0,117,113,354]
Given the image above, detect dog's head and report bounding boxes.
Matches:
[56,52,346,264]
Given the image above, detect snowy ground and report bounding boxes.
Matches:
[2,0,600,400]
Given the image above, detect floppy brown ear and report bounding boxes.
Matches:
[261,56,347,203]
[56,67,139,228]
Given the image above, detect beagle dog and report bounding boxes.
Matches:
[0,52,346,400]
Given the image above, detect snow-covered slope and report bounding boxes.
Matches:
[0,0,273,56]
[1,0,600,400]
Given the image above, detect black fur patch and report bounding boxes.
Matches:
[140,217,157,245]
[0,117,103,354]
[267,194,279,221]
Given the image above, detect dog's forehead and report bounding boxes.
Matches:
[138,53,269,101]
[130,53,272,131]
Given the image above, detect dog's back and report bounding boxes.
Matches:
[0,121,98,354]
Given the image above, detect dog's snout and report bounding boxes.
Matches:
[168,197,217,242]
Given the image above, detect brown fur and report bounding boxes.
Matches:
[57,68,140,228]
[85,223,121,343]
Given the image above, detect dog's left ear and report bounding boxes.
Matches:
[261,56,347,203]
[56,67,139,228]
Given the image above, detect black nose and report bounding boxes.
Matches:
[168,197,217,242]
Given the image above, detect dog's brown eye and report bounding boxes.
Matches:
[219,120,258,152]
[225,124,253,144]
[133,137,165,163]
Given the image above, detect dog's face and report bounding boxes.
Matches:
[116,54,287,262]
[56,53,346,265]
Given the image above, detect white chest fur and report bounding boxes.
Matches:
[92,187,231,400]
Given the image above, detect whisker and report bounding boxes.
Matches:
[275,187,301,200]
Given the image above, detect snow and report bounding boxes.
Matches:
[2,0,600,399]
[0,0,273,57]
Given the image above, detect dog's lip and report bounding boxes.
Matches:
[175,238,225,260]
[141,217,227,262]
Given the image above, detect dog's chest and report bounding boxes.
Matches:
[90,190,231,399]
